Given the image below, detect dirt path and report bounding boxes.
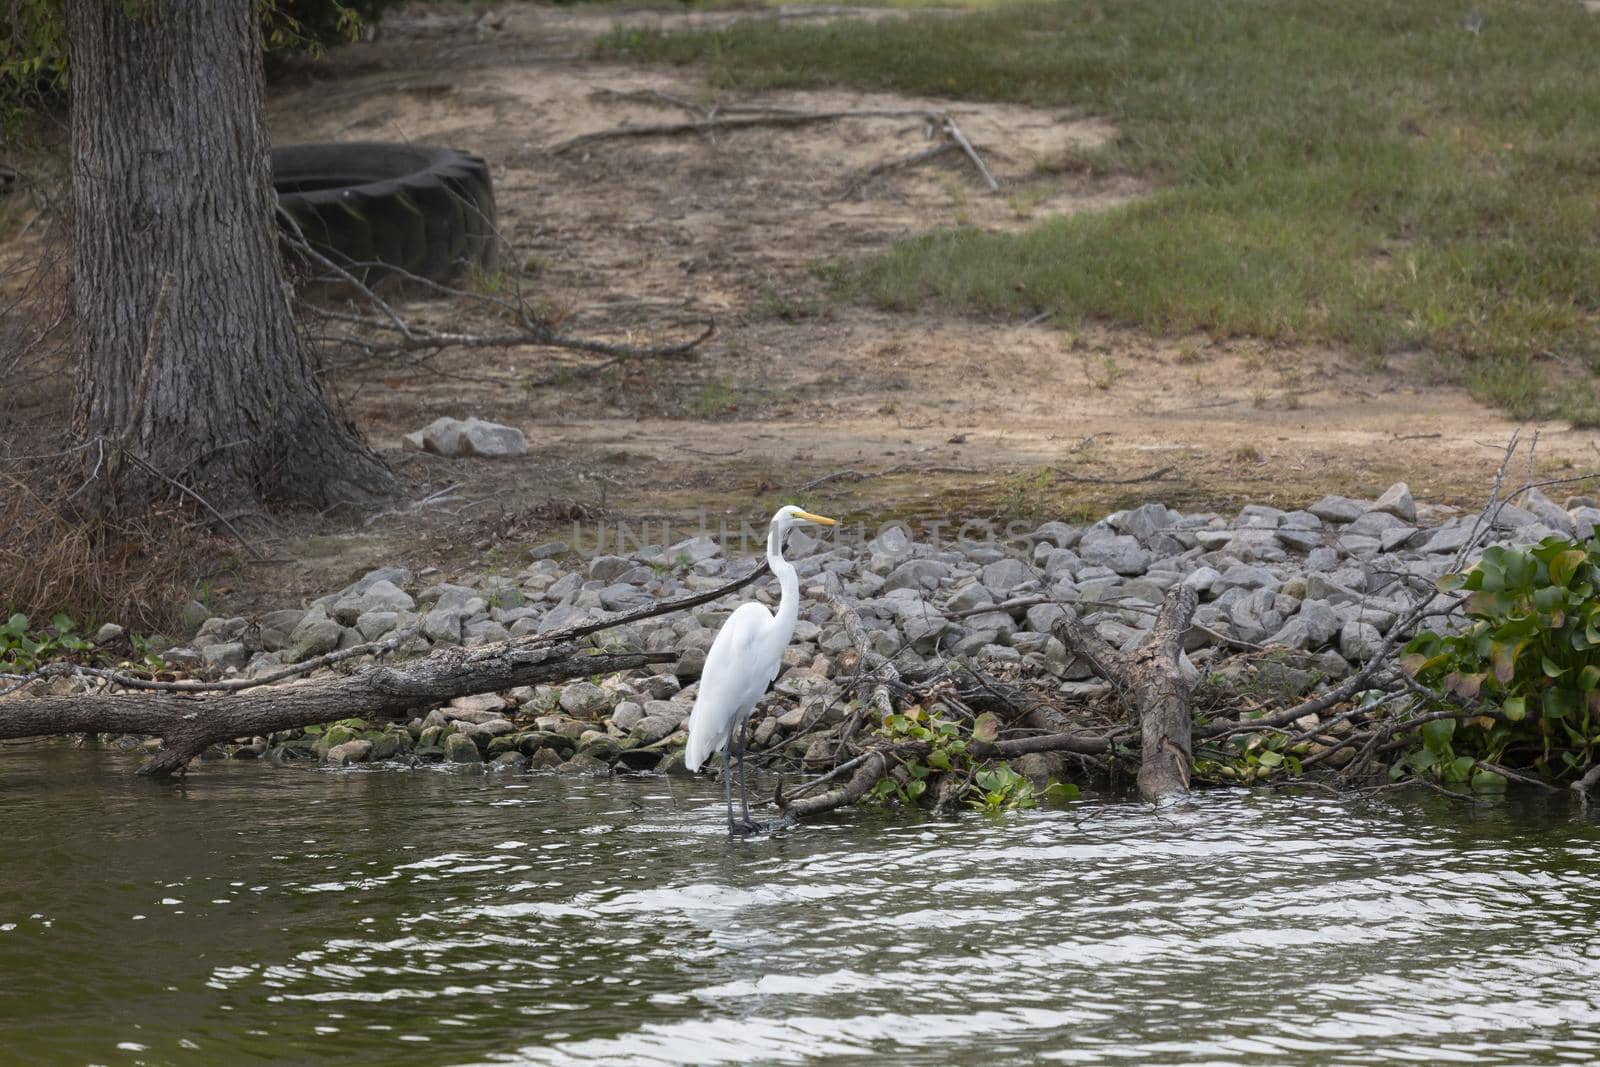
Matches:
[233,2,1589,611]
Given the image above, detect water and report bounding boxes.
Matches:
[2,745,1599,1066]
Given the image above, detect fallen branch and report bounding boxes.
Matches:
[0,560,774,774]
[1053,585,1199,800]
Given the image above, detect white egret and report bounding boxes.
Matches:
[685,505,837,834]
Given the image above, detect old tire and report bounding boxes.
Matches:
[272,142,497,288]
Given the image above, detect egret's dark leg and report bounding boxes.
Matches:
[722,725,735,833]
[736,715,754,828]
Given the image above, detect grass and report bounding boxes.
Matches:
[599,0,1600,415]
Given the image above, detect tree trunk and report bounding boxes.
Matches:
[66,0,394,513]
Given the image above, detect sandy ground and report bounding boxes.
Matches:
[231,1,1592,610]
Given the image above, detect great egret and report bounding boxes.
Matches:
[685,505,837,834]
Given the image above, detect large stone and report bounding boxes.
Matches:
[1340,619,1384,662]
[403,416,528,458]
[881,559,949,594]
[444,732,482,764]
[352,580,413,616]
[287,607,342,660]
[1077,534,1151,576]
[1368,482,1416,522]
[326,739,373,764]
[1307,495,1365,524]
[560,681,612,718]
[981,557,1030,593]
[201,642,248,671]
[421,606,463,645]
[1212,564,1279,594]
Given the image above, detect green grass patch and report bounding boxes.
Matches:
[600,0,1600,415]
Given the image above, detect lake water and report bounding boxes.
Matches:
[2,744,1598,1065]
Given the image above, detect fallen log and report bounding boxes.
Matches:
[0,562,773,776]
[1053,585,1199,800]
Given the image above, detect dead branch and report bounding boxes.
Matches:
[549,108,939,156]
[1053,585,1199,800]
[0,560,774,774]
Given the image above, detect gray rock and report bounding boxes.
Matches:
[1025,602,1071,633]
[1182,566,1222,593]
[489,752,529,773]
[981,557,1031,593]
[463,619,510,646]
[179,599,210,633]
[421,606,463,645]
[881,559,949,594]
[201,642,248,671]
[1571,507,1600,540]
[1275,526,1325,552]
[611,701,645,732]
[587,555,633,582]
[287,607,342,660]
[444,732,482,764]
[1028,521,1081,548]
[326,739,373,764]
[1307,495,1365,524]
[353,610,402,641]
[1112,503,1182,544]
[1369,482,1416,522]
[1213,564,1279,594]
[258,609,307,652]
[346,567,415,595]
[559,681,611,718]
[93,623,125,644]
[1304,547,1340,572]
[1041,548,1082,578]
[1235,504,1286,528]
[1420,522,1473,555]
[403,416,528,458]
[1340,619,1384,662]
[1078,534,1151,576]
[528,541,570,561]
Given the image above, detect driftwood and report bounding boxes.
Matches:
[0,561,772,776]
[1053,586,1200,799]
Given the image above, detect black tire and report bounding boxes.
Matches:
[272,142,497,289]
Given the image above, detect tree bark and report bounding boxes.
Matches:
[66,0,394,513]
[1053,586,1199,801]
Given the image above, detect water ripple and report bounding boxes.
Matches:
[3,747,1599,1065]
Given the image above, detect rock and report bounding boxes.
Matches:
[93,623,125,645]
[1339,619,1384,662]
[1112,503,1182,544]
[358,580,415,614]
[444,733,482,764]
[529,748,565,770]
[675,646,707,679]
[587,555,633,582]
[559,681,611,718]
[403,416,528,458]
[326,739,373,764]
[945,583,994,614]
[1213,564,1279,594]
[556,754,610,776]
[256,609,306,653]
[489,752,529,772]
[200,642,248,672]
[463,619,511,646]
[1025,602,1071,633]
[1182,566,1222,593]
[287,607,342,661]
[980,557,1030,593]
[1077,534,1151,576]
[611,700,645,732]
[1307,495,1365,524]
[355,610,403,641]
[1028,521,1081,548]
[630,715,680,745]
[179,599,210,633]
[880,559,948,594]
[1368,482,1416,522]
[1570,506,1600,540]
[421,605,463,645]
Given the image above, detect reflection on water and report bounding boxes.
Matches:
[2,743,1599,1065]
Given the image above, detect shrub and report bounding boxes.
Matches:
[1401,537,1600,784]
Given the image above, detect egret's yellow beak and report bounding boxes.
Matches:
[795,510,837,526]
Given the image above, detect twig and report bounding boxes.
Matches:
[940,115,999,192]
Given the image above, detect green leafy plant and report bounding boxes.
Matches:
[869,706,1079,810]
[0,612,93,671]
[1401,536,1600,783]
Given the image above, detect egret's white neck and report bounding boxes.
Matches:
[766,522,800,634]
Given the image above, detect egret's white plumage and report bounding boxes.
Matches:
[684,505,836,832]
